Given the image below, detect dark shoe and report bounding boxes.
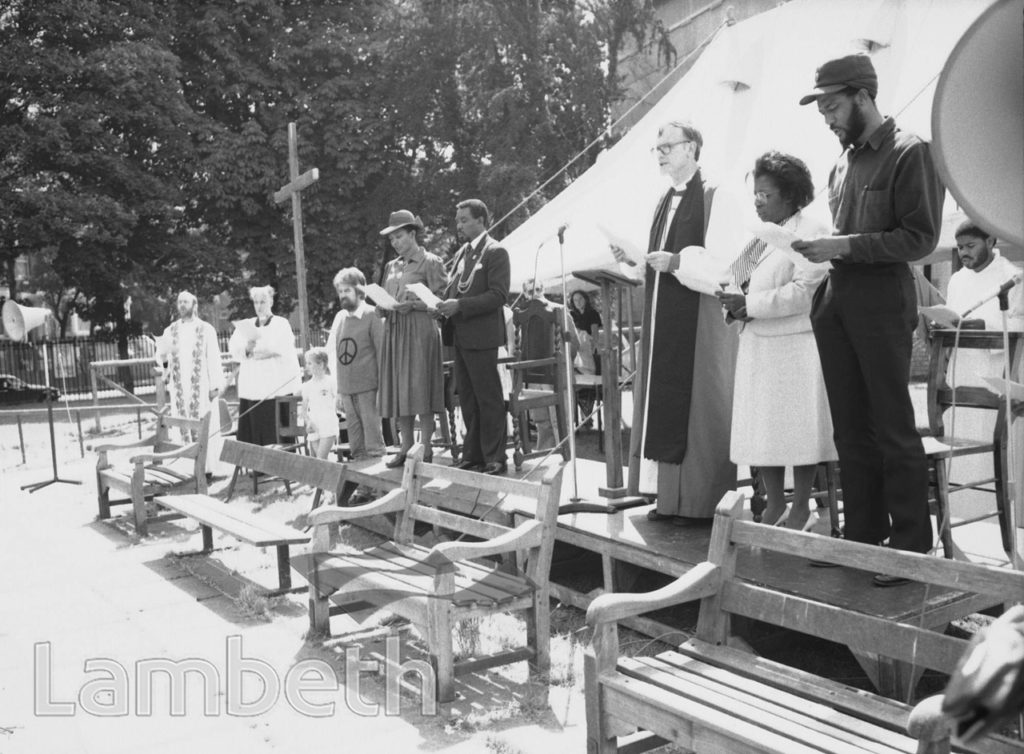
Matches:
[672,516,712,527]
[481,462,507,476]
[453,459,483,471]
[808,559,840,568]
[646,510,675,522]
[873,573,913,588]
[384,452,407,469]
[423,450,433,463]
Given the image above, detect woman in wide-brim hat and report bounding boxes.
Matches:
[376,210,447,466]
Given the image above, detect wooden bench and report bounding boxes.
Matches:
[584,490,1024,754]
[293,445,565,703]
[95,399,230,536]
[155,439,349,595]
[220,438,345,510]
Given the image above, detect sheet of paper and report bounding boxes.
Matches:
[361,283,398,310]
[231,319,259,340]
[750,220,800,251]
[919,304,961,328]
[982,377,1024,401]
[746,220,816,269]
[674,247,731,296]
[405,282,442,309]
[595,222,642,267]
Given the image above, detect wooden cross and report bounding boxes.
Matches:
[273,122,319,351]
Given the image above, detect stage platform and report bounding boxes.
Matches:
[337,452,1010,701]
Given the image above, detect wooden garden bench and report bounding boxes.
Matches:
[585,490,1024,754]
[154,439,348,595]
[293,445,565,703]
[95,399,230,536]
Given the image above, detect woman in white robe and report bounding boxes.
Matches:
[228,285,301,445]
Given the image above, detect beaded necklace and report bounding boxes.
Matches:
[455,240,485,295]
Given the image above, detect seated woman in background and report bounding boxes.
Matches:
[569,289,602,426]
[569,290,602,374]
[715,151,837,529]
[228,285,302,445]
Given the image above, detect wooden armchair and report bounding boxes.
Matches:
[507,299,572,470]
[96,399,230,536]
[585,490,1024,754]
[294,445,565,702]
[922,329,1024,559]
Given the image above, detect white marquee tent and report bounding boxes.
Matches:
[503,0,1001,289]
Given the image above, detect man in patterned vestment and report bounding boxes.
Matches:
[156,291,225,471]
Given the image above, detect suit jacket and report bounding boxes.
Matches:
[443,234,510,350]
[739,211,831,338]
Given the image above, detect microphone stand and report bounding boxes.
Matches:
[23,338,80,493]
[556,224,582,501]
[995,288,1021,570]
[957,277,1021,569]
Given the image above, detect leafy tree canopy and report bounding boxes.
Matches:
[1,0,655,337]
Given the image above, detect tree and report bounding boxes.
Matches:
[0,0,210,369]
[375,0,657,243]
[2,0,658,346]
[166,0,407,329]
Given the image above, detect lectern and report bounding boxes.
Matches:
[571,268,644,506]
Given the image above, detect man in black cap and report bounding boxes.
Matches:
[792,54,945,583]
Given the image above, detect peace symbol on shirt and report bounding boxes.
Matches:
[338,337,358,365]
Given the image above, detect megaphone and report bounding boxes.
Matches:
[931,0,1023,247]
[2,299,51,342]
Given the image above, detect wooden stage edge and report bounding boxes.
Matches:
[341,453,1010,699]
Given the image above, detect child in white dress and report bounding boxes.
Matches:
[300,348,339,459]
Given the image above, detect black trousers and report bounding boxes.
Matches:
[453,346,506,465]
[810,264,932,553]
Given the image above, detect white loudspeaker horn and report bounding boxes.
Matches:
[2,299,51,342]
[932,0,1023,247]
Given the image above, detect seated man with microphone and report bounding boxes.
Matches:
[946,220,1024,336]
[942,219,1024,536]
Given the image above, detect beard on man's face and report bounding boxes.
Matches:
[837,100,867,148]
[339,295,359,311]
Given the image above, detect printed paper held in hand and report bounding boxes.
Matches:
[747,220,815,270]
[674,245,732,296]
[919,304,961,328]
[596,222,643,267]
[361,283,399,310]
[405,282,442,309]
[232,319,259,341]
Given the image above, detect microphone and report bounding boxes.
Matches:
[997,275,1021,296]
[960,273,1022,318]
[537,223,571,249]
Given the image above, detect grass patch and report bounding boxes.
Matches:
[235,584,274,621]
[454,617,482,660]
[484,735,526,754]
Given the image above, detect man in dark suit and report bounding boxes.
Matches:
[437,199,511,475]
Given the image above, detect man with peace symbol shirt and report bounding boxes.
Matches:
[326,267,386,459]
